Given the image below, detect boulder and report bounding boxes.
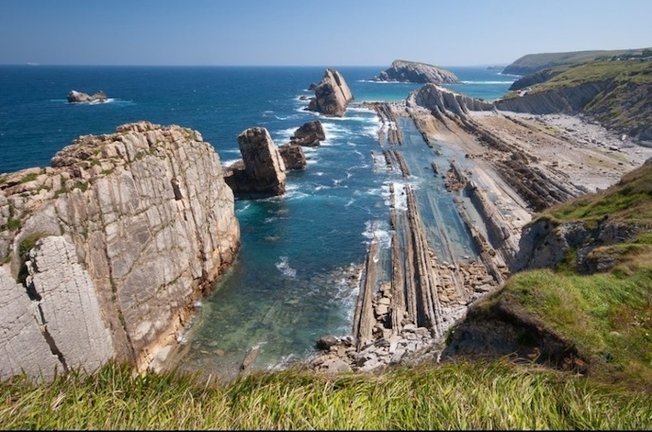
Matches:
[224,127,286,197]
[315,335,339,351]
[278,144,307,170]
[291,120,326,147]
[307,69,353,117]
[67,90,108,104]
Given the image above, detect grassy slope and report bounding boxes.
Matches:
[503,48,647,75]
[495,160,652,387]
[1,361,650,430]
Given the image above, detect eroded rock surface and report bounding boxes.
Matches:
[0,121,240,380]
[67,90,108,104]
[224,127,287,197]
[291,120,326,147]
[307,69,353,117]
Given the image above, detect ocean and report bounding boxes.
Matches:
[0,65,514,380]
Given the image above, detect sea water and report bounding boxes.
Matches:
[0,65,514,380]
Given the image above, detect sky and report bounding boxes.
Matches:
[1,0,650,66]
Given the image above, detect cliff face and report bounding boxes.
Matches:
[411,84,493,115]
[375,59,459,84]
[307,69,353,117]
[494,81,609,115]
[0,121,240,380]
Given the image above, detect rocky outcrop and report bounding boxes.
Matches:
[67,90,108,104]
[411,84,494,116]
[278,144,306,170]
[307,69,353,117]
[223,127,287,197]
[291,120,326,147]
[0,121,240,380]
[512,216,642,273]
[374,60,459,84]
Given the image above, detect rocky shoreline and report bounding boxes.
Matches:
[304,89,652,375]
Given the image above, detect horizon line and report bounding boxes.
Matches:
[0,63,509,68]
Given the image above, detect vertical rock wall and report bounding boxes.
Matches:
[0,121,240,380]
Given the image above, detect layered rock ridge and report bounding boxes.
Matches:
[0,121,240,380]
[307,69,353,117]
[223,127,287,197]
[374,59,459,84]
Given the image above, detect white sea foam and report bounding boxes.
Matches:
[361,220,392,249]
[276,256,297,278]
[222,158,241,167]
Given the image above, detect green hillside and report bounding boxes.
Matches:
[502,47,650,75]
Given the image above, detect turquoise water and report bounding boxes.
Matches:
[0,65,513,379]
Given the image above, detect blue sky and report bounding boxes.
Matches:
[1,0,650,66]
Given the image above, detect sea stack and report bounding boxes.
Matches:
[307,69,353,117]
[67,90,109,103]
[374,60,459,84]
[224,127,287,197]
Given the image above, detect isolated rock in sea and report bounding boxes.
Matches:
[224,127,287,197]
[374,60,459,84]
[307,69,354,117]
[279,144,307,170]
[0,121,240,381]
[291,120,326,147]
[67,90,108,103]
[411,83,493,116]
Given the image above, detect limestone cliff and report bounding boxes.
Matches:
[0,121,240,380]
[374,60,459,84]
[307,69,353,117]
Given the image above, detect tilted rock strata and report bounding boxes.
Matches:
[223,127,287,197]
[411,84,494,116]
[0,121,240,380]
[307,69,353,117]
[375,60,459,84]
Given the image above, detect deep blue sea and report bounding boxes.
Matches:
[0,65,514,379]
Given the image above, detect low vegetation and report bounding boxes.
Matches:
[1,360,650,430]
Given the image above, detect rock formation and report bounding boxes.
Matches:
[278,144,307,170]
[374,60,459,84]
[0,121,240,381]
[291,120,326,147]
[67,90,108,104]
[411,84,494,116]
[307,69,353,117]
[223,127,287,197]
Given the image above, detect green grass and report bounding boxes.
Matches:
[545,159,652,227]
[1,360,650,430]
[503,266,652,386]
[533,59,652,93]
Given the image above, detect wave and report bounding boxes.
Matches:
[356,79,415,85]
[361,220,392,249]
[276,256,297,278]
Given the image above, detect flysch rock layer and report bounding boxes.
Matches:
[0,121,240,380]
[307,69,354,117]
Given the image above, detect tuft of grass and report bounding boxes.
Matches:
[16,232,47,284]
[0,360,650,430]
[19,173,38,184]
